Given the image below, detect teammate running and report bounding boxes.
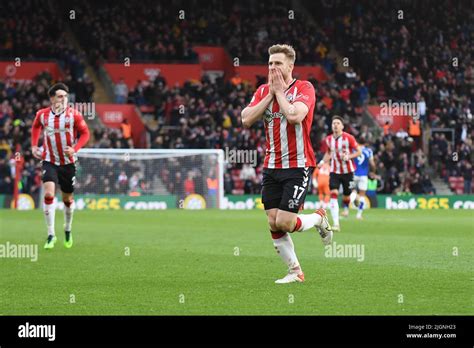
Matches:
[320,115,361,231]
[31,83,90,249]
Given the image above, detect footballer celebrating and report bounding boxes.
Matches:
[241,44,332,284]
[320,116,361,231]
[31,83,90,249]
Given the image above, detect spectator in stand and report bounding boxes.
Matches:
[129,173,141,193]
[223,172,234,195]
[408,118,421,147]
[184,171,195,195]
[396,128,409,139]
[417,97,427,123]
[239,163,257,194]
[114,79,128,104]
[461,161,472,194]
[386,169,401,194]
[120,118,134,148]
[206,169,219,206]
[421,174,436,194]
[117,171,128,194]
[230,73,242,86]
[409,173,424,194]
[0,139,11,159]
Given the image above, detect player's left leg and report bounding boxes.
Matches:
[341,174,354,218]
[267,209,303,284]
[265,168,333,284]
[273,208,332,284]
[41,161,59,249]
[272,168,333,284]
[43,181,57,249]
[262,169,303,284]
[61,191,74,248]
[58,164,76,248]
[328,173,341,230]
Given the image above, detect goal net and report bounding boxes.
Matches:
[74,149,224,209]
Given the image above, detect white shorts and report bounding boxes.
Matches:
[354,175,368,191]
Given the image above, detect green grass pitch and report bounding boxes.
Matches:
[0,209,472,315]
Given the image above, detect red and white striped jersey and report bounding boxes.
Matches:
[31,106,90,166]
[325,132,359,174]
[248,79,316,169]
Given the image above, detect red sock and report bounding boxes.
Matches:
[292,217,302,232]
[270,230,286,240]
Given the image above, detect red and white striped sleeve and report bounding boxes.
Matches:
[73,111,90,152]
[248,84,269,108]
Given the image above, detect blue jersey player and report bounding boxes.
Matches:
[352,138,375,220]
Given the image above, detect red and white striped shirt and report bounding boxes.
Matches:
[31,106,90,166]
[325,132,359,174]
[248,79,316,169]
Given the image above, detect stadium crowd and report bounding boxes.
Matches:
[67,0,333,68]
[308,0,473,191]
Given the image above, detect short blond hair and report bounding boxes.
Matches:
[268,44,296,63]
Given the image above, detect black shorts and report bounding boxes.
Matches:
[42,161,76,193]
[329,172,354,196]
[261,167,313,213]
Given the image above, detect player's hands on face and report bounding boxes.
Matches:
[268,70,275,95]
[32,146,42,159]
[271,69,286,93]
[64,146,75,157]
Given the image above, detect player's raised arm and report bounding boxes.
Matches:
[31,111,44,159]
[241,81,274,128]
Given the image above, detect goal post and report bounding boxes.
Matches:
[75,149,225,209]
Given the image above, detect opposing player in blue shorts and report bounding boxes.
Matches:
[352,138,376,220]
